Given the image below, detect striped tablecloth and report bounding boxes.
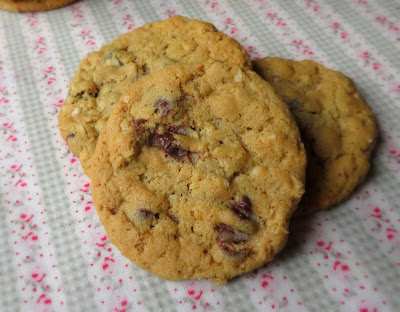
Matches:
[0,0,399,311]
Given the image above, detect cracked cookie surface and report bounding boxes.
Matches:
[88,62,306,284]
[253,57,377,215]
[58,15,251,169]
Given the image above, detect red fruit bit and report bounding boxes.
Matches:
[341,265,349,271]
[229,196,253,219]
[214,223,250,243]
[149,130,190,162]
[149,131,175,150]
[131,119,147,132]
[66,133,75,141]
[168,147,190,163]
[166,125,187,135]
[220,245,249,259]
[154,98,174,118]
[137,209,154,219]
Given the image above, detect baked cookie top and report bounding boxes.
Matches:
[253,57,377,215]
[58,15,251,169]
[0,0,77,12]
[88,61,306,284]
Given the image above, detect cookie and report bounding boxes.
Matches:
[0,0,77,12]
[253,57,377,215]
[88,61,306,284]
[58,16,251,170]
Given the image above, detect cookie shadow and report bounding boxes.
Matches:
[275,213,319,263]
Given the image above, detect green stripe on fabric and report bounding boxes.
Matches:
[88,0,121,43]
[46,9,82,80]
[379,0,400,20]
[127,0,162,24]
[2,13,97,312]
[326,0,400,68]
[330,205,400,307]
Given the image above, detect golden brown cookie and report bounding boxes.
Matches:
[88,61,306,284]
[253,57,377,215]
[58,16,251,170]
[0,0,77,12]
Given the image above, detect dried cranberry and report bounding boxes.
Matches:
[66,133,75,141]
[154,98,174,118]
[131,119,147,132]
[220,245,250,259]
[148,130,190,163]
[148,131,176,151]
[137,209,154,219]
[166,125,187,135]
[167,147,190,163]
[229,196,253,219]
[214,223,250,243]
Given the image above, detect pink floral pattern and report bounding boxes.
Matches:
[0,0,399,311]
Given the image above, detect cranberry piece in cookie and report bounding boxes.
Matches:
[229,196,253,220]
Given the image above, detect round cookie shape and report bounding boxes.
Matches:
[89,62,306,284]
[253,57,377,215]
[0,0,77,12]
[58,15,251,169]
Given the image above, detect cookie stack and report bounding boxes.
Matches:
[58,16,376,284]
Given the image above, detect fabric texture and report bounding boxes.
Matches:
[0,0,399,311]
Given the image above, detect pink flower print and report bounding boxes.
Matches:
[37,293,52,305]
[166,9,176,17]
[32,272,46,284]
[188,289,203,301]
[15,179,27,187]
[4,121,14,129]
[96,235,107,248]
[6,135,17,142]
[0,97,9,104]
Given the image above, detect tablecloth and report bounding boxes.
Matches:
[0,0,399,311]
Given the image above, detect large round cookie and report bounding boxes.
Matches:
[58,16,251,169]
[89,62,306,284]
[0,0,77,12]
[253,57,377,215]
